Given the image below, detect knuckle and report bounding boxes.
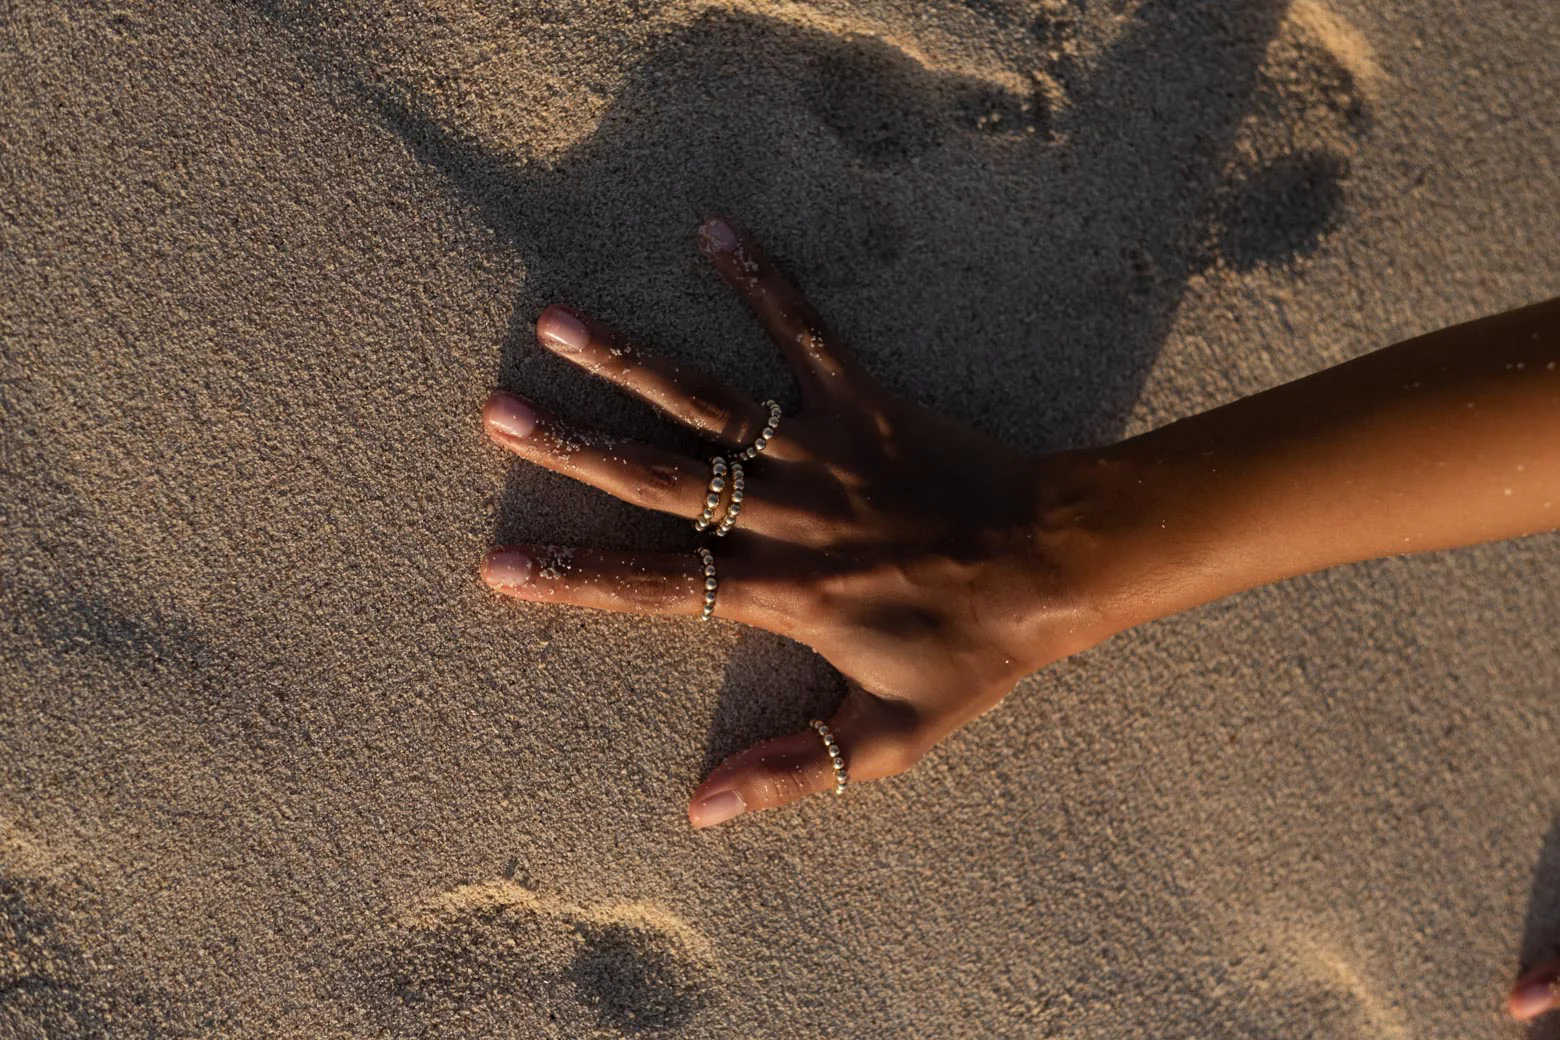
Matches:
[625,461,684,510]
[877,738,924,777]
[684,394,733,433]
[753,763,814,807]
[778,581,834,636]
[857,716,934,778]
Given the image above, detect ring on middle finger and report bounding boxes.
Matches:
[713,461,745,537]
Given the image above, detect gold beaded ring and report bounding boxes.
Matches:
[810,719,847,795]
[692,457,728,532]
[713,461,745,537]
[697,547,718,622]
[736,400,783,461]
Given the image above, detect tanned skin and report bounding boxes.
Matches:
[476,218,1560,1019]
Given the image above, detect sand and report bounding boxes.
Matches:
[2,0,1558,1036]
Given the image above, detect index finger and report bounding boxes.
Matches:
[698,216,865,402]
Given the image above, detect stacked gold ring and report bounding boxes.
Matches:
[713,461,745,537]
[692,457,728,532]
[810,719,847,795]
[691,402,782,538]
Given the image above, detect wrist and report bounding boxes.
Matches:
[1024,440,1242,649]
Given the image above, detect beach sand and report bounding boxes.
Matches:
[2,0,1558,1036]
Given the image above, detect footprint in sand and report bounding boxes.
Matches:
[805,32,1046,165]
[1216,925,1408,1039]
[1215,0,1383,268]
[356,881,718,1037]
[0,873,100,1038]
[0,828,114,1039]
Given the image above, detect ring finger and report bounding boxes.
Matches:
[482,544,783,630]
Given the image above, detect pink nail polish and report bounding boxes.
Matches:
[485,393,537,440]
[699,218,739,255]
[1510,980,1554,1019]
[537,309,590,351]
[483,550,533,589]
[689,790,745,829]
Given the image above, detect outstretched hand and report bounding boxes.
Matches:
[480,217,1107,828]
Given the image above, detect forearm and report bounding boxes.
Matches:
[1071,297,1560,636]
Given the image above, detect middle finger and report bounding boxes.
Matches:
[485,390,815,538]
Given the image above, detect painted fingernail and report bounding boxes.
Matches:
[699,217,739,255]
[1510,980,1554,1019]
[537,308,590,351]
[688,790,745,829]
[484,392,537,440]
[483,549,533,589]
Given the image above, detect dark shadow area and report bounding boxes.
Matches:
[352,2,1302,443]
[564,920,709,1033]
[1219,149,1348,269]
[0,876,87,1036]
[8,584,213,676]
[2,553,296,753]
[253,0,1306,783]
[0,873,108,1039]
[1520,817,1560,1040]
[0,426,217,681]
[699,629,841,778]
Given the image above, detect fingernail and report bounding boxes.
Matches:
[537,308,589,351]
[689,790,745,829]
[1510,980,1554,1019]
[484,392,537,440]
[483,549,533,589]
[699,217,739,255]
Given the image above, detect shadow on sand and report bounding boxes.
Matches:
[257,0,1324,784]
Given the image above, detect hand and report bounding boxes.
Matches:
[480,217,1110,828]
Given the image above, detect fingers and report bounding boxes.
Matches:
[1510,958,1560,1020]
[697,216,864,402]
[482,544,759,624]
[687,686,925,828]
[484,390,711,519]
[534,305,774,449]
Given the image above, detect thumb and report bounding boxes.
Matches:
[687,684,924,829]
[1510,958,1560,1020]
